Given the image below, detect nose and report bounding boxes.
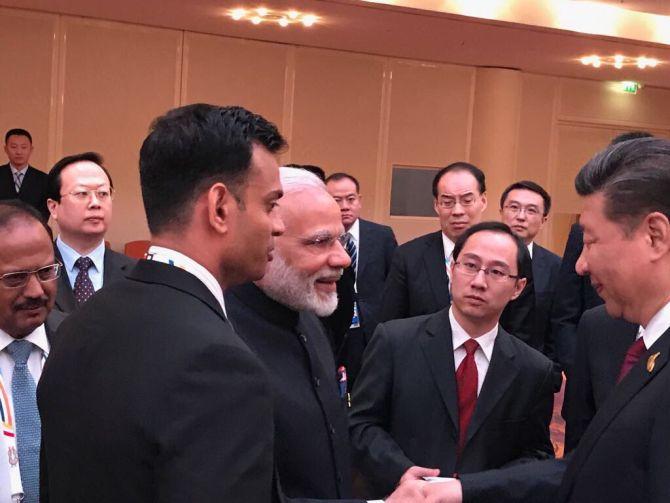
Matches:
[272,212,285,237]
[515,210,527,221]
[331,240,352,269]
[451,201,465,215]
[22,273,46,298]
[575,249,588,276]
[88,192,102,208]
[470,268,488,289]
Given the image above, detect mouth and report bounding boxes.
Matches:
[315,275,341,292]
[451,222,468,230]
[512,225,527,232]
[464,294,486,305]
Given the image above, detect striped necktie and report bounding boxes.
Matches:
[345,233,358,279]
[14,171,24,193]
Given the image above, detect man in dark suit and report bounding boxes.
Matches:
[500,180,561,359]
[326,172,397,388]
[37,104,287,502]
[0,200,65,503]
[0,129,49,220]
[423,137,670,503]
[380,162,538,349]
[350,221,554,497]
[45,152,134,313]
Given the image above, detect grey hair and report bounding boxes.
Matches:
[279,166,327,195]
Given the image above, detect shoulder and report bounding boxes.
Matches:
[28,166,47,178]
[377,311,438,345]
[105,248,136,268]
[534,244,561,265]
[396,231,441,254]
[499,328,553,372]
[361,218,395,235]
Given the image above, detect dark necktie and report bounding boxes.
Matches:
[6,340,40,503]
[617,337,647,383]
[456,338,479,452]
[344,233,358,280]
[14,171,24,193]
[74,256,95,305]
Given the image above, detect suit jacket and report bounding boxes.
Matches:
[562,305,638,452]
[551,223,603,372]
[0,164,49,221]
[37,260,276,502]
[349,308,554,496]
[458,326,670,503]
[379,231,540,349]
[225,283,361,503]
[531,243,561,358]
[53,245,135,313]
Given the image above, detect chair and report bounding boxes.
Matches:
[124,240,150,259]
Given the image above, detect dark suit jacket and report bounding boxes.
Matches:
[458,327,670,503]
[0,164,49,220]
[37,260,276,502]
[531,244,561,357]
[551,224,603,372]
[379,231,540,349]
[562,305,637,452]
[349,308,554,495]
[53,245,135,313]
[225,283,361,503]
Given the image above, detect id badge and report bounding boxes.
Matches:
[350,301,361,329]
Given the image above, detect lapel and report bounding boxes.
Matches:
[356,219,373,280]
[464,328,520,447]
[561,329,670,498]
[419,309,459,437]
[53,245,77,313]
[424,231,451,307]
[0,164,19,196]
[531,245,550,294]
[18,166,34,196]
[127,260,226,321]
[103,249,128,285]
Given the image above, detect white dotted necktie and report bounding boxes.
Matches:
[74,256,95,305]
[6,339,40,503]
[13,171,24,193]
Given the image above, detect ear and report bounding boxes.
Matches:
[480,193,488,212]
[645,211,670,261]
[46,198,59,220]
[206,183,236,235]
[510,277,527,301]
[433,198,440,217]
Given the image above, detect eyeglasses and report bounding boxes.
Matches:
[502,203,541,218]
[287,233,348,251]
[61,188,114,202]
[453,260,519,282]
[437,194,477,209]
[0,262,62,289]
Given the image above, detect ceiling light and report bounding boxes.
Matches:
[301,14,317,27]
[230,8,246,20]
[577,54,661,69]
[250,15,262,24]
[256,7,268,16]
[592,56,601,68]
[637,57,647,69]
[287,10,300,19]
[278,17,289,27]
[647,58,658,68]
[614,54,623,69]
[580,56,592,66]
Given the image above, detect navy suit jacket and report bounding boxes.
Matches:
[531,243,561,358]
[0,164,49,220]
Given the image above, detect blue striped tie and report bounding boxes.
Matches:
[13,171,24,193]
[345,233,358,280]
[6,339,40,503]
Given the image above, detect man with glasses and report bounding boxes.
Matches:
[0,200,65,503]
[500,181,561,361]
[46,152,134,313]
[350,221,554,496]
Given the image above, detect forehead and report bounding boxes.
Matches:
[6,135,31,146]
[247,144,280,188]
[0,220,54,271]
[327,178,357,194]
[437,170,479,195]
[282,190,342,233]
[460,231,518,266]
[505,189,544,207]
[579,193,615,235]
[60,160,110,187]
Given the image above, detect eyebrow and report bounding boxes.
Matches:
[440,192,474,199]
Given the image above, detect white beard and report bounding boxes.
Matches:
[258,253,341,317]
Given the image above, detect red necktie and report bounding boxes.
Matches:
[617,337,647,383]
[456,338,479,452]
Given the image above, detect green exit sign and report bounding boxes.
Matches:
[621,81,640,94]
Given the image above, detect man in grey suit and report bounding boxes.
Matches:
[46,152,134,313]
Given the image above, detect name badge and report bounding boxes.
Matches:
[350,301,360,329]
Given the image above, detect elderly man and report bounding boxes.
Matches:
[226,167,422,503]
[0,200,64,503]
[38,104,286,502]
[424,137,670,503]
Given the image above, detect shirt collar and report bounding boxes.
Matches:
[0,324,50,356]
[10,164,28,175]
[449,306,498,362]
[639,299,670,350]
[147,245,227,316]
[56,236,106,274]
[347,218,360,244]
[442,233,455,261]
[527,242,534,259]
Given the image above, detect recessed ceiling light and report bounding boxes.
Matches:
[578,54,661,69]
[228,7,320,27]
[301,14,317,27]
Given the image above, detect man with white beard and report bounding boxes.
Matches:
[225,167,423,503]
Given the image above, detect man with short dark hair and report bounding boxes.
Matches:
[500,180,561,358]
[0,129,49,220]
[0,200,64,503]
[424,136,670,503]
[326,172,397,388]
[38,104,286,502]
[351,221,554,497]
[46,152,134,313]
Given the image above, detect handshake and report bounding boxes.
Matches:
[385,466,464,503]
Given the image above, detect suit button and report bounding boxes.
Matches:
[329,424,336,434]
[314,377,320,387]
[299,334,307,343]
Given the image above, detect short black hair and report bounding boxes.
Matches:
[575,137,670,234]
[325,172,360,192]
[452,221,528,278]
[432,162,486,198]
[610,131,653,145]
[285,164,326,182]
[140,104,287,234]
[500,180,552,216]
[5,128,32,144]
[0,199,52,239]
[47,152,113,202]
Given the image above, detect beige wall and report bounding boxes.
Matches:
[2,7,669,254]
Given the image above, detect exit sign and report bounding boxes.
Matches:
[621,81,640,94]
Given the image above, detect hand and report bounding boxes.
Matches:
[386,479,427,502]
[423,479,463,503]
[399,465,440,484]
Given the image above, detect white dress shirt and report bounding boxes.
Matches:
[527,241,534,259]
[0,325,49,404]
[146,245,227,316]
[56,236,106,292]
[450,307,498,396]
[638,299,670,349]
